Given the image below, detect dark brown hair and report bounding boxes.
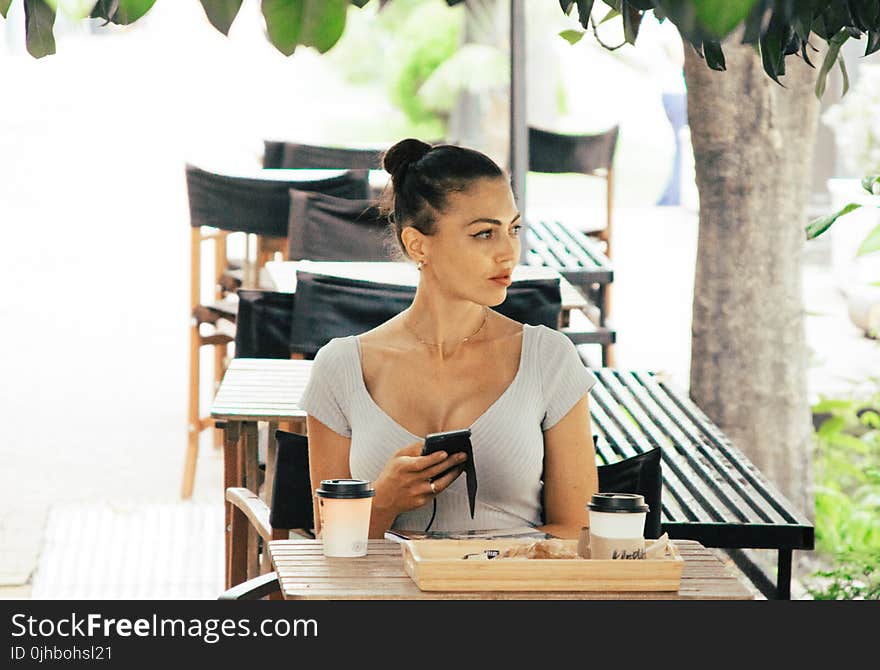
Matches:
[379,138,505,258]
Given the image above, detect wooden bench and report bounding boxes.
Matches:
[525,219,615,365]
[588,369,814,600]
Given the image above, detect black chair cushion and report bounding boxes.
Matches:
[528,126,619,176]
[597,447,662,539]
[185,164,370,237]
[287,190,394,261]
[263,141,384,170]
[289,272,562,358]
[269,430,314,531]
[234,290,294,359]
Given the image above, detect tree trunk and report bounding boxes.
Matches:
[684,40,820,517]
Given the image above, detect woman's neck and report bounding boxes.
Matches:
[403,289,489,359]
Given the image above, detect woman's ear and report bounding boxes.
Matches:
[401,226,428,264]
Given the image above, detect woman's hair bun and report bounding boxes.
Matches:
[382,138,432,179]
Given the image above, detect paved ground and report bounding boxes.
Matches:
[2,4,878,599]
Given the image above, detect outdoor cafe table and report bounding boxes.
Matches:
[211,359,814,598]
[267,539,754,600]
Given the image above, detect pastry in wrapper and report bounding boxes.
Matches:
[497,539,579,560]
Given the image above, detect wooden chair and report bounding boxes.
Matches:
[218,439,662,599]
[263,140,385,170]
[182,165,371,499]
[223,429,313,598]
[528,126,619,258]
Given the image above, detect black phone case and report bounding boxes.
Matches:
[422,429,477,519]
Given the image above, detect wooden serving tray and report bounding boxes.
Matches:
[400,539,684,592]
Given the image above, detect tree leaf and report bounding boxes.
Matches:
[575,0,594,29]
[622,3,641,44]
[703,40,725,70]
[24,0,56,58]
[1,0,12,18]
[866,30,880,56]
[598,8,619,25]
[856,223,880,256]
[198,0,243,36]
[861,175,880,194]
[815,29,849,98]
[559,29,585,45]
[262,0,348,56]
[692,0,757,40]
[759,14,787,85]
[805,203,862,240]
[838,51,849,96]
[741,0,770,44]
[90,0,155,25]
[560,0,575,15]
[350,0,370,7]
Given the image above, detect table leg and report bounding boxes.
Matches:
[242,423,260,579]
[777,549,792,600]
[222,421,241,590]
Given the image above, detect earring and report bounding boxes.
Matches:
[417,260,424,271]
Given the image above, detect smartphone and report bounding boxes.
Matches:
[421,428,472,459]
[421,428,477,519]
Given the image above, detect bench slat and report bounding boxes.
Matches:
[590,396,696,523]
[597,370,780,527]
[652,374,811,527]
[632,373,793,526]
[591,382,734,524]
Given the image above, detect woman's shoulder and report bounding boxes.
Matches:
[313,336,357,370]
[527,323,575,355]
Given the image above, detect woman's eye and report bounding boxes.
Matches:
[473,229,493,239]
[511,224,522,236]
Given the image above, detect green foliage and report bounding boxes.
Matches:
[385,1,462,127]
[24,0,56,59]
[198,0,243,36]
[809,389,880,599]
[261,0,348,56]
[90,0,156,25]
[808,553,880,600]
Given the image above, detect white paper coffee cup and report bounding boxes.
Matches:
[316,479,375,558]
[587,493,649,560]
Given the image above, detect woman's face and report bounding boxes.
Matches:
[416,176,522,306]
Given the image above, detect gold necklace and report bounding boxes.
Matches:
[404,307,489,349]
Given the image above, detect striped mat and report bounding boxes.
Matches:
[31,502,224,600]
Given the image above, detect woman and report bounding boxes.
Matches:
[300,138,598,539]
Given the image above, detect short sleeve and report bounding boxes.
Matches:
[539,328,597,431]
[299,338,352,438]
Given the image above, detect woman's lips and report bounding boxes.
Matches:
[490,275,512,287]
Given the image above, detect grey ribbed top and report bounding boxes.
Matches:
[299,324,597,532]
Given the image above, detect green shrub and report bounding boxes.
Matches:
[809,387,880,599]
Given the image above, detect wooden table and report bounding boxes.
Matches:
[264,260,588,322]
[268,539,754,600]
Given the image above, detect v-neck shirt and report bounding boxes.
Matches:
[299,323,597,532]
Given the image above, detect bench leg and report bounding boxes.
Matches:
[777,549,792,600]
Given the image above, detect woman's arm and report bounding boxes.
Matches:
[538,394,598,539]
[305,415,465,538]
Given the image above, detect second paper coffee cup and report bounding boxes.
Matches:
[587,492,649,559]
[316,479,375,557]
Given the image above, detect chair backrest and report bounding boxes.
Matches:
[528,126,619,176]
[287,190,394,262]
[233,289,295,359]
[185,164,370,237]
[289,271,562,358]
[269,430,314,533]
[263,141,385,170]
[596,445,662,539]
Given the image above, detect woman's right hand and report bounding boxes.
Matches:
[372,441,467,518]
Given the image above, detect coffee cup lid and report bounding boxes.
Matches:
[587,492,649,513]
[316,479,376,499]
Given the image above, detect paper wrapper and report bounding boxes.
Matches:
[577,528,670,560]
